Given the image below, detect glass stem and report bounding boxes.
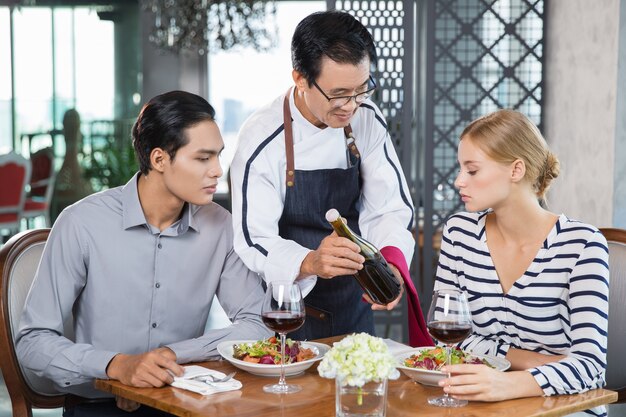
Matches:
[444,344,451,399]
[278,332,287,386]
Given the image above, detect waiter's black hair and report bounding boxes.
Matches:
[132,90,216,175]
[291,10,377,85]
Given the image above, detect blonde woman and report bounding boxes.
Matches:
[434,110,609,407]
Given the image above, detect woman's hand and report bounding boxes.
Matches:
[440,364,543,402]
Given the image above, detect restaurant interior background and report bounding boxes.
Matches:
[0,0,625,415]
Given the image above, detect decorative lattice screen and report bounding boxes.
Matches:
[422,0,545,299]
[331,0,415,341]
[329,0,545,335]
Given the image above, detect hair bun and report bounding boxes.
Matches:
[536,152,560,198]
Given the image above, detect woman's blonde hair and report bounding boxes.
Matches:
[460,109,560,200]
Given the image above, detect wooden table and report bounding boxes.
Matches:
[95,337,618,417]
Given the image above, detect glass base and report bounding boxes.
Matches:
[263,383,302,394]
[336,379,387,417]
[427,395,468,407]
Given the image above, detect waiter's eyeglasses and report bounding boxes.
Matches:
[311,76,377,108]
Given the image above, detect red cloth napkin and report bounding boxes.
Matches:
[381,246,434,347]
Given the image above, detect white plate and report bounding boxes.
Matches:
[217,340,330,377]
[396,346,511,387]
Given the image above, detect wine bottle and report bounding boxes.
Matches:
[325,208,402,305]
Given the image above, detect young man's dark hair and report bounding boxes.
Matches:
[291,10,377,85]
[132,90,216,175]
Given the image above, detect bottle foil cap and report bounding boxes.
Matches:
[325,208,340,222]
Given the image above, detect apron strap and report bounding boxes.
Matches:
[343,125,361,159]
[283,89,296,187]
[283,88,361,187]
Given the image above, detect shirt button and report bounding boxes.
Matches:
[158,243,162,249]
[155,283,161,289]
[152,323,157,328]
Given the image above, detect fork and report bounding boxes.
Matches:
[195,372,236,384]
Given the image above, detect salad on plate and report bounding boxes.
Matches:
[232,336,316,365]
[403,346,494,371]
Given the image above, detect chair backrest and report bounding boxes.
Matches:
[0,152,31,231]
[0,229,66,417]
[600,228,626,401]
[28,147,55,201]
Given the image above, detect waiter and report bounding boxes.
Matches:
[231,10,431,345]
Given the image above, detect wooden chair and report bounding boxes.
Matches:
[600,228,626,403]
[0,152,31,241]
[0,228,67,417]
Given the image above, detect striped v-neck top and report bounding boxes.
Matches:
[434,211,609,397]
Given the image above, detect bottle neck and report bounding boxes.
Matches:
[330,218,352,239]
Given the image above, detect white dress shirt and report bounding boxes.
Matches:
[230,89,415,295]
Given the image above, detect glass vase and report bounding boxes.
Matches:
[335,377,388,417]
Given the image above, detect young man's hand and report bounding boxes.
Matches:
[106,347,184,388]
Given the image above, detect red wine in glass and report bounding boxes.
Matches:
[426,289,472,408]
[262,311,305,334]
[261,281,305,394]
[427,321,472,344]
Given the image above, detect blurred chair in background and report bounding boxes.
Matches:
[22,147,56,228]
[0,152,31,243]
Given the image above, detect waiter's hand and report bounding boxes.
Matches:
[363,264,404,310]
[106,347,184,388]
[299,231,365,279]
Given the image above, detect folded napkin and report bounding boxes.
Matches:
[383,338,414,356]
[171,365,242,396]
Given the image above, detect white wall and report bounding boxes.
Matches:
[613,0,626,228]
[544,0,622,227]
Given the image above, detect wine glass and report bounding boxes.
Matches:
[426,288,472,407]
[261,281,305,394]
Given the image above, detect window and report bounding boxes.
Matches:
[0,8,11,152]
[74,8,114,122]
[0,6,114,154]
[13,8,53,138]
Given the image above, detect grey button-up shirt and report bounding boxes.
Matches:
[16,174,270,397]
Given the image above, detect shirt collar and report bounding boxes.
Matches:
[122,173,147,230]
[121,172,201,234]
[288,87,331,137]
[476,210,566,250]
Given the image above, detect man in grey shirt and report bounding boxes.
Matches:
[16,91,271,416]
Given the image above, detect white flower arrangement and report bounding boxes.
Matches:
[318,333,400,387]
